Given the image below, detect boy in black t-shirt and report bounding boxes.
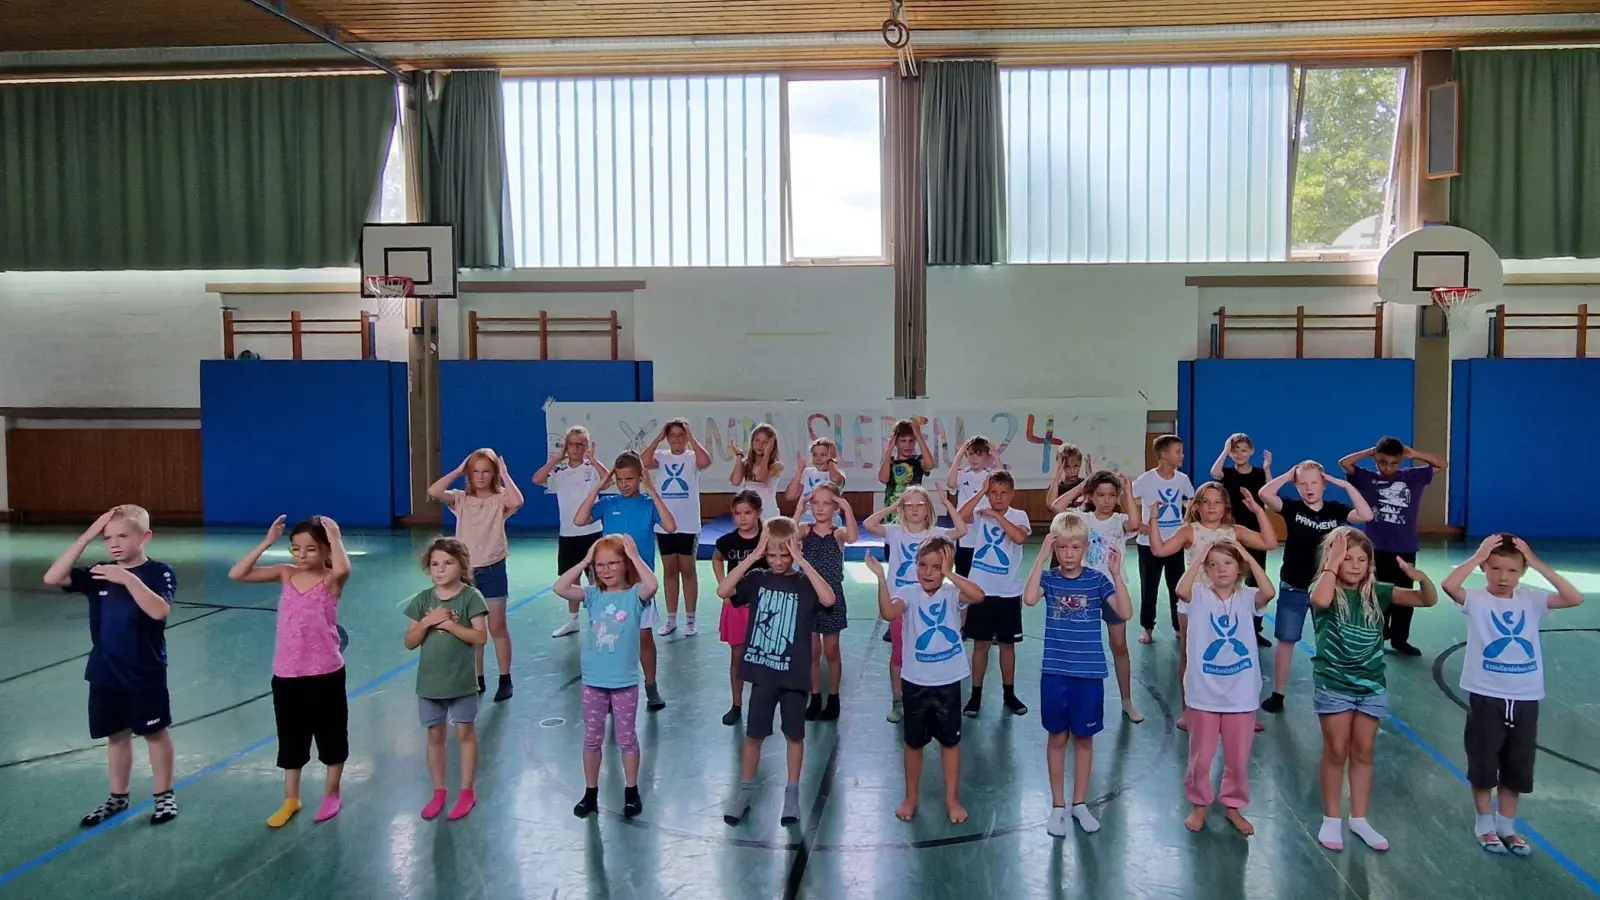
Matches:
[878,419,934,524]
[715,517,837,827]
[1210,433,1273,647]
[1256,462,1374,712]
[713,490,769,726]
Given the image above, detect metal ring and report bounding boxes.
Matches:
[882,18,910,50]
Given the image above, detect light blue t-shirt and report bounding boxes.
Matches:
[593,492,663,569]
[582,585,644,689]
[1040,568,1116,679]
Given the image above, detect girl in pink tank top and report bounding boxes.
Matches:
[230,515,352,828]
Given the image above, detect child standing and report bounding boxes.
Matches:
[785,438,846,523]
[1175,540,1275,834]
[729,424,785,521]
[403,537,491,821]
[1044,444,1088,512]
[800,484,858,721]
[1441,534,1584,855]
[1257,462,1374,714]
[1309,526,1437,852]
[428,448,524,702]
[867,538,985,823]
[1209,433,1273,648]
[534,426,608,639]
[713,490,768,726]
[44,506,179,827]
[956,471,1032,718]
[644,419,713,636]
[1053,470,1145,722]
[716,519,838,827]
[1131,435,1195,644]
[1024,512,1134,837]
[574,453,678,711]
[554,534,660,820]
[878,419,934,523]
[946,435,1003,576]
[229,515,352,827]
[1339,437,1447,656]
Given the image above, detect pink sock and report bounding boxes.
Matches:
[421,790,447,820]
[447,789,477,821]
[314,794,343,822]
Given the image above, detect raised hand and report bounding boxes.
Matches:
[788,531,806,562]
[89,508,118,536]
[728,441,743,459]
[265,514,287,543]
[1395,556,1421,580]
[753,529,771,557]
[315,516,341,536]
[1106,545,1124,574]
[1262,450,1273,468]
[864,554,885,577]
[89,564,132,585]
[1511,536,1539,565]
[1324,531,1349,572]
[1240,489,1263,513]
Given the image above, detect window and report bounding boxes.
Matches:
[784,77,886,261]
[374,115,408,224]
[503,76,781,267]
[1289,66,1406,256]
[1002,65,1292,263]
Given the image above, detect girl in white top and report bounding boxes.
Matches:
[728,424,785,522]
[1149,481,1277,731]
[1175,540,1274,836]
[785,438,846,523]
[1053,470,1145,722]
[643,418,713,636]
[533,427,609,639]
[863,486,968,724]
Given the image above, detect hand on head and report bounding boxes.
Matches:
[266,514,287,542]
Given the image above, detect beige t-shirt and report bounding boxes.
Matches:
[444,490,511,568]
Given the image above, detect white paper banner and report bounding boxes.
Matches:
[544,399,1146,492]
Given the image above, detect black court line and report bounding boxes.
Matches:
[173,601,279,613]
[558,674,583,692]
[0,688,274,770]
[1431,627,1600,777]
[0,608,229,686]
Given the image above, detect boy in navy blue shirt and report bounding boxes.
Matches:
[575,453,678,710]
[43,506,179,826]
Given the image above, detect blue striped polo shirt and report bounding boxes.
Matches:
[1039,567,1116,679]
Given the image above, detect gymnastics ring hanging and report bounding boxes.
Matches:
[883,0,917,76]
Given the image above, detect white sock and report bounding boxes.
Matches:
[1495,813,1518,837]
[1475,813,1498,836]
[1349,817,1388,850]
[1071,803,1100,833]
[569,612,579,622]
[1319,816,1344,848]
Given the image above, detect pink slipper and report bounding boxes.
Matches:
[447,789,477,821]
[421,790,447,820]
[314,794,343,822]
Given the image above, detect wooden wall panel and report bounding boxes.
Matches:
[6,429,203,521]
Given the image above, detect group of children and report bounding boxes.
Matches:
[44,423,1583,862]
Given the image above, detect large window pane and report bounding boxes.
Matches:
[1290,67,1405,254]
[785,78,885,260]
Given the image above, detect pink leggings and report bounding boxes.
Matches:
[1185,707,1255,808]
[582,685,640,756]
[890,616,904,667]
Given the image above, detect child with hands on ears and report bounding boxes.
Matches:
[728,424,785,522]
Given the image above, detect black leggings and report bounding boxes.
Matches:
[1137,545,1184,632]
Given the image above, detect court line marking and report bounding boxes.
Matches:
[1265,613,1600,896]
[0,585,554,889]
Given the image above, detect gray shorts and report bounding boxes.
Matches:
[419,693,480,728]
[1313,687,1388,719]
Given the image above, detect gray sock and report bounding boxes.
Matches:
[781,782,801,825]
[723,780,755,825]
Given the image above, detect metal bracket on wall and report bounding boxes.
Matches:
[238,0,405,78]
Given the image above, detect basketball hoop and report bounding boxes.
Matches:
[365,275,414,323]
[1431,286,1481,334]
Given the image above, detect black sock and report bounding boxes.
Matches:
[150,790,178,825]
[1002,683,1017,701]
[80,793,130,827]
[498,673,512,684]
[970,686,984,702]
[583,786,599,805]
[624,785,640,803]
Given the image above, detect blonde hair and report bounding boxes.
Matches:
[897,485,936,527]
[917,535,956,561]
[421,536,474,583]
[1057,443,1083,463]
[1321,526,1381,627]
[1184,481,1236,527]
[1295,460,1326,480]
[745,423,780,474]
[1049,511,1090,544]
[465,448,504,494]
[765,516,798,545]
[590,535,641,588]
[109,504,151,533]
[562,426,591,452]
[1202,541,1250,584]
[808,437,836,454]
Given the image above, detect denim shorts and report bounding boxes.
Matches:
[473,559,509,601]
[1312,687,1389,719]
[1274,586,1311,643]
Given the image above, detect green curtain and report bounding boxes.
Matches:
[921,61,1007,266]
[1451,49,1600,259]
[0,74,396,270]
[419,70,512,268]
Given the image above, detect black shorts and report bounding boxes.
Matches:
[88,682,172,739]
[1373,550,1417,588]
[558,532,604,575]
[961,595,1023,644]
[272,668,350,770]
[746,682,807,742]
[1465,693,1539,794]
[954,546,975,577]
[902,680,963,749]
[656,532,698,558]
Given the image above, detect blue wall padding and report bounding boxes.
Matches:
[438,361,653,529]
[1184,359,1416,500]
[1460,358,1600,539]
[201,360,406,527]
[390,363,411,518]
[1449,360,1471,530]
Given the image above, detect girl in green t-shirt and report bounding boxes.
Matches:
[1308,527,1437,854]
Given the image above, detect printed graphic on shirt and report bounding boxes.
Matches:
[1482,610,1539,675]
[913,593,963,664]
[970,522,1013,577]
[895,540,924,588]
[659,462,691,499]
[1374,481,1413,526]
[1050,589,1099,622]
[1152,488,1185,531]
[1292,509,1342,534]
[589,602,631,654]
[1200,612,1254,676]
[745,586,801,672]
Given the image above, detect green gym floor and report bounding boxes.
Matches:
[1,526,1598,900]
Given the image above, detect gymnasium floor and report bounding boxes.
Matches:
[1,525,1597,900]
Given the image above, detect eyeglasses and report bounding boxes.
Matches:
[594,560,624,569]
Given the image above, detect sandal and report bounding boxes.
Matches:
[1477,832,1508,854]
[1500,832,1531,857]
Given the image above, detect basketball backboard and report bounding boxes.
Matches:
[1376,224,1503,307]
[360,224,457,298]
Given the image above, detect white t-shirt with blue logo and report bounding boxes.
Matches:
[653,448,702,535]
[1179,583,1262,713]
[883,524,953,590]
[954,466,996,549]
[1132,469,1194,547]
[892,582,970,687]
[1458,587,1551,702]
[965,507,1031,597]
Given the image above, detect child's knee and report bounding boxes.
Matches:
[454,723,477,743]
[1047,732,1070,750]
[490,618,510,639]
[427,725,448,745]
[615,727,640,756]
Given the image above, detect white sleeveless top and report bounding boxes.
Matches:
[750,476,780,521]
[1186,524,1237,567]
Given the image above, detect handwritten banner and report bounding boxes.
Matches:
[545,399,1146,492]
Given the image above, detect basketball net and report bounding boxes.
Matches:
[1431,286,1481,338]
[365,275,414,323]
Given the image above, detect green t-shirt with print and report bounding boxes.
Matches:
[403,585,490,700]
[1310,583,1395,697]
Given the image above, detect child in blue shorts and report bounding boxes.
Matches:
[1023,511,1134,837]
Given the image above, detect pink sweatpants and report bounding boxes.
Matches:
[889,616,904,667]
[1184,707,1255,809]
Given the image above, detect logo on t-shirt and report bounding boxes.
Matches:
[745,586,800,672]
[1294,512,1341,533]
[1201,613,1253,676]
[913,596,962,664]
[1483,611,1538,674]
[971,523,1011,575]
[1374,481,1413,525]
[895,541,922,587]
[1154,488,1185,528]
[660,463,690,498]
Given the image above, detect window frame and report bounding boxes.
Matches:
[778,70,892,266]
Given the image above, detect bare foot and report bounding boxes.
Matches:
[1226,808,1255,835]
[895,798,917,821]
[1177,712,1189,732]
[1185,807,1206,832]
[947,799,968,824]
[1138,630,1154,645]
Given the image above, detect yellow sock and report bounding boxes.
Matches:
[267,798,302,828]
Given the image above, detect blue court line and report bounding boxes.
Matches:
[0,585,554,889]
[1264,613,1600,895]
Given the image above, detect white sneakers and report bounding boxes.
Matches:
[551,618,580,638]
